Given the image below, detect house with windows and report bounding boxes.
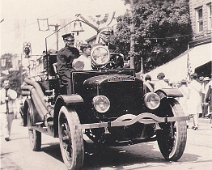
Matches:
[190,0,211,77]
[192,0,211,40]
[147,0,211,82]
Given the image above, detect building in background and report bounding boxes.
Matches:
[190,0,212,77]
[147,0,211,82]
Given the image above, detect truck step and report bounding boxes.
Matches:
[35,122,43,126]
[47,121,54,126]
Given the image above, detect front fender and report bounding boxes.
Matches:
[53,94,84,137]
[57,94,84,105]
[155,88,183,99]
[54,94,84,120]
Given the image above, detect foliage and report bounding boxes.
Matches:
[7,69,26,96]
[1,53,25,96]
[113,0,192,72]
[0,53,13,70]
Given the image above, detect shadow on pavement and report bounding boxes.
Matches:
[41,143,63,162]
[1,152,22,170]
[0,152,13,158]
[40,141,164,169]
[83,142,165,169]
[180,153,201,162]
[38,140,202,170]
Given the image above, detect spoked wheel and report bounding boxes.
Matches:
[58,106,84,170]
[27,104,41,151]
[156,99,187,161]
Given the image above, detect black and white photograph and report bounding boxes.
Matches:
[0,0,211,169]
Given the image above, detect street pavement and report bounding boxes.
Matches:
[1,114,212,170]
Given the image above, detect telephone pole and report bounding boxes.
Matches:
[129,0,143,73]
[129,0,135,70]
[48,24,60,51]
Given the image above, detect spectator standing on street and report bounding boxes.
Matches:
[204,79,212,118]
[154,72,169,91]
[0,79,17,141]
[143,74,154,93]
[202,77,210,117]
[56,33,80,86]
[178,79,189,127]
[188,73,202,130]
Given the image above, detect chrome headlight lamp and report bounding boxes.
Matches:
[91,45,110,66]
[144,92,161,110]
[93,95,110,113]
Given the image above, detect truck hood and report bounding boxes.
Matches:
[83,74,138,86]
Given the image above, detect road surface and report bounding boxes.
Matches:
[1,116,212,170]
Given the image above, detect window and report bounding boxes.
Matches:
[207,3,212,30]
[196,7,203,33]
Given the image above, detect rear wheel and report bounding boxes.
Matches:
[27,103,41,151]
[58,106,84,170]
[156,99,187,161]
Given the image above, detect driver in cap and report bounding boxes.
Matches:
[57,33,80,85]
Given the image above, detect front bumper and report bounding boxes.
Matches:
[81,113,189,130]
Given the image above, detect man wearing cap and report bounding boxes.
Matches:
[56,33,80,85]
[97,27,116,52]
[73,43,92,70]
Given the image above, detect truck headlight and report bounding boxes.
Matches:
[144,92,160,110]
[91,45,110,66]
[93,95,110,113]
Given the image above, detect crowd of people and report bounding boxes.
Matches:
[143,72,212,130]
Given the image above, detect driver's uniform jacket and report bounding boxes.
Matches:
[57,46,79,85]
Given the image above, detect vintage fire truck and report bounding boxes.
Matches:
[21,27,188,170]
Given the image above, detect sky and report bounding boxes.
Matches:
[0,0,126,56]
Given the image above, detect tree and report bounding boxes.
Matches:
[113,0,192,72]
[0,53,25,95]
[0,53,13,70]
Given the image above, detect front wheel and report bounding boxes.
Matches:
[58,106,84,170]
[156,99,187,161]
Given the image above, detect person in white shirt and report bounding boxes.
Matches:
[188,73,202,130]
[73,44,92,70]
[154,72,169,91]
[204,79,212,117]
[178,80,189,127]
[0,79,17,141]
